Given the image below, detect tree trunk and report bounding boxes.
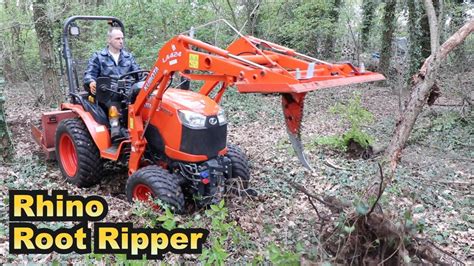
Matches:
[244,0,261,36]
[3,0,30,83]
[323,0,342,59]
[361,0,376,51]
[451,0,466,71]
[419,0,440,59]
[33,0,62,106]
[378,0,397,78]
[407,0,423,85]
[225,0,240,30]
[0,78,13,162]
[385,16,474,171]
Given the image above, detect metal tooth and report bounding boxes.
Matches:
[282,93,312,170]
[287,130,312,170]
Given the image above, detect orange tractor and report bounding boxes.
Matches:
[32,16,384,212]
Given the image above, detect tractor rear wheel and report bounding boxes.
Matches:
[226,144,251,195]
[126,166,185,213]
[55,118,104,187]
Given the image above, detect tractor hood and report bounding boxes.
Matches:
[161,88,221,116]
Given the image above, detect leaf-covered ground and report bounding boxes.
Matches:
[0,78,472,264]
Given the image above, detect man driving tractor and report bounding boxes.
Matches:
[83,27,141,141]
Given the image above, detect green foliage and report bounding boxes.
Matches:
[267,243,300,266]
[156,206,177,230]
[312,93,375,150]
[199,200,230,265]
[259,0,343,57]
[198,199,253,265]
[410,110,472,150]
[114,253,149,266]
[354,200,369,215]
[131,198,177,229]
[313,135,346,150]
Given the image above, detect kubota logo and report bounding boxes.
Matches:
[208,117,217,125]
[143,67,159,91]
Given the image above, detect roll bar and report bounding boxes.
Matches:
[62,16,125,103]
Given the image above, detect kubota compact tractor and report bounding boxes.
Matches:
[32,16,384,212]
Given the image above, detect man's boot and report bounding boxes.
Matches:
[109,106,121,142]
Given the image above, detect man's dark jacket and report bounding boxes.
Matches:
[83,48,140,92]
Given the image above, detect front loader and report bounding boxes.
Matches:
[32,17,384,212]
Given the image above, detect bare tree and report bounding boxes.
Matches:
[243,0,261,36]
[33,0,62,106]
[385,3,473,172]
[2,0,31,83]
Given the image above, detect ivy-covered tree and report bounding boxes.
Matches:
[33,0,62,106]
[2,0,32,83]
[0,81,12,162]
[361,0,377,51]
[322,0,342,58]
[378,0,397,78]
[407,0,423,85]
[450,0,467,69]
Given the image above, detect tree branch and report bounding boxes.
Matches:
[419,19,474,78]
[423,0,440,54]
[284,178,343,212]
[367,163,385,216]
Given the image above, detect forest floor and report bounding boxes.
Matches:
[0,72,472,264]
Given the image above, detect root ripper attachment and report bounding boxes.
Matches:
[127,28,384,171]
[282,93,312,170]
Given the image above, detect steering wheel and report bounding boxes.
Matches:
[118,69,150,82]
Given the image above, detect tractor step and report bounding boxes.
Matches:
[100,139,131,161]
[105,144,119,154]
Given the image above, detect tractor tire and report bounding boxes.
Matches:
[226,144,251,194]
[126,166,185,213]
[55,118,104,187]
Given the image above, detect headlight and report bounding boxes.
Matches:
[178,110,206,129]
[217,109,227,125]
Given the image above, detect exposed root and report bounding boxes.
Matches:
[346,138,374,159]
[287,164,464,265]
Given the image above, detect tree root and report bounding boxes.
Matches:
[287,165,465,265]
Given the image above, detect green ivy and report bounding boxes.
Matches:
[313,93,375,151]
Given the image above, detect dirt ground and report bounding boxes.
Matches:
[0,77,472,264]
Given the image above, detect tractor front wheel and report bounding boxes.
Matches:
[226,144,251,195]
[55,118,104,187]
[126,166,185,213]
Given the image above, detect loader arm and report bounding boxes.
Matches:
[127,34,385,174]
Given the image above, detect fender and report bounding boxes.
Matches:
[61,103,113,156]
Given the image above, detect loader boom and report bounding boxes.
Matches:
[127,34,385,173]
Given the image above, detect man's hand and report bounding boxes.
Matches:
[90,81,96,95]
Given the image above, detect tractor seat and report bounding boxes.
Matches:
[82,99,109,126]
[76,92,109,126]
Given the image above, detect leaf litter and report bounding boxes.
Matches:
[0,79,472,264]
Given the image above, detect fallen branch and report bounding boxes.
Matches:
[432,103,466,107]
[284,178,345,212]
[307,196,329,222]
[413,237,464,265]
[324,158,353,171]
